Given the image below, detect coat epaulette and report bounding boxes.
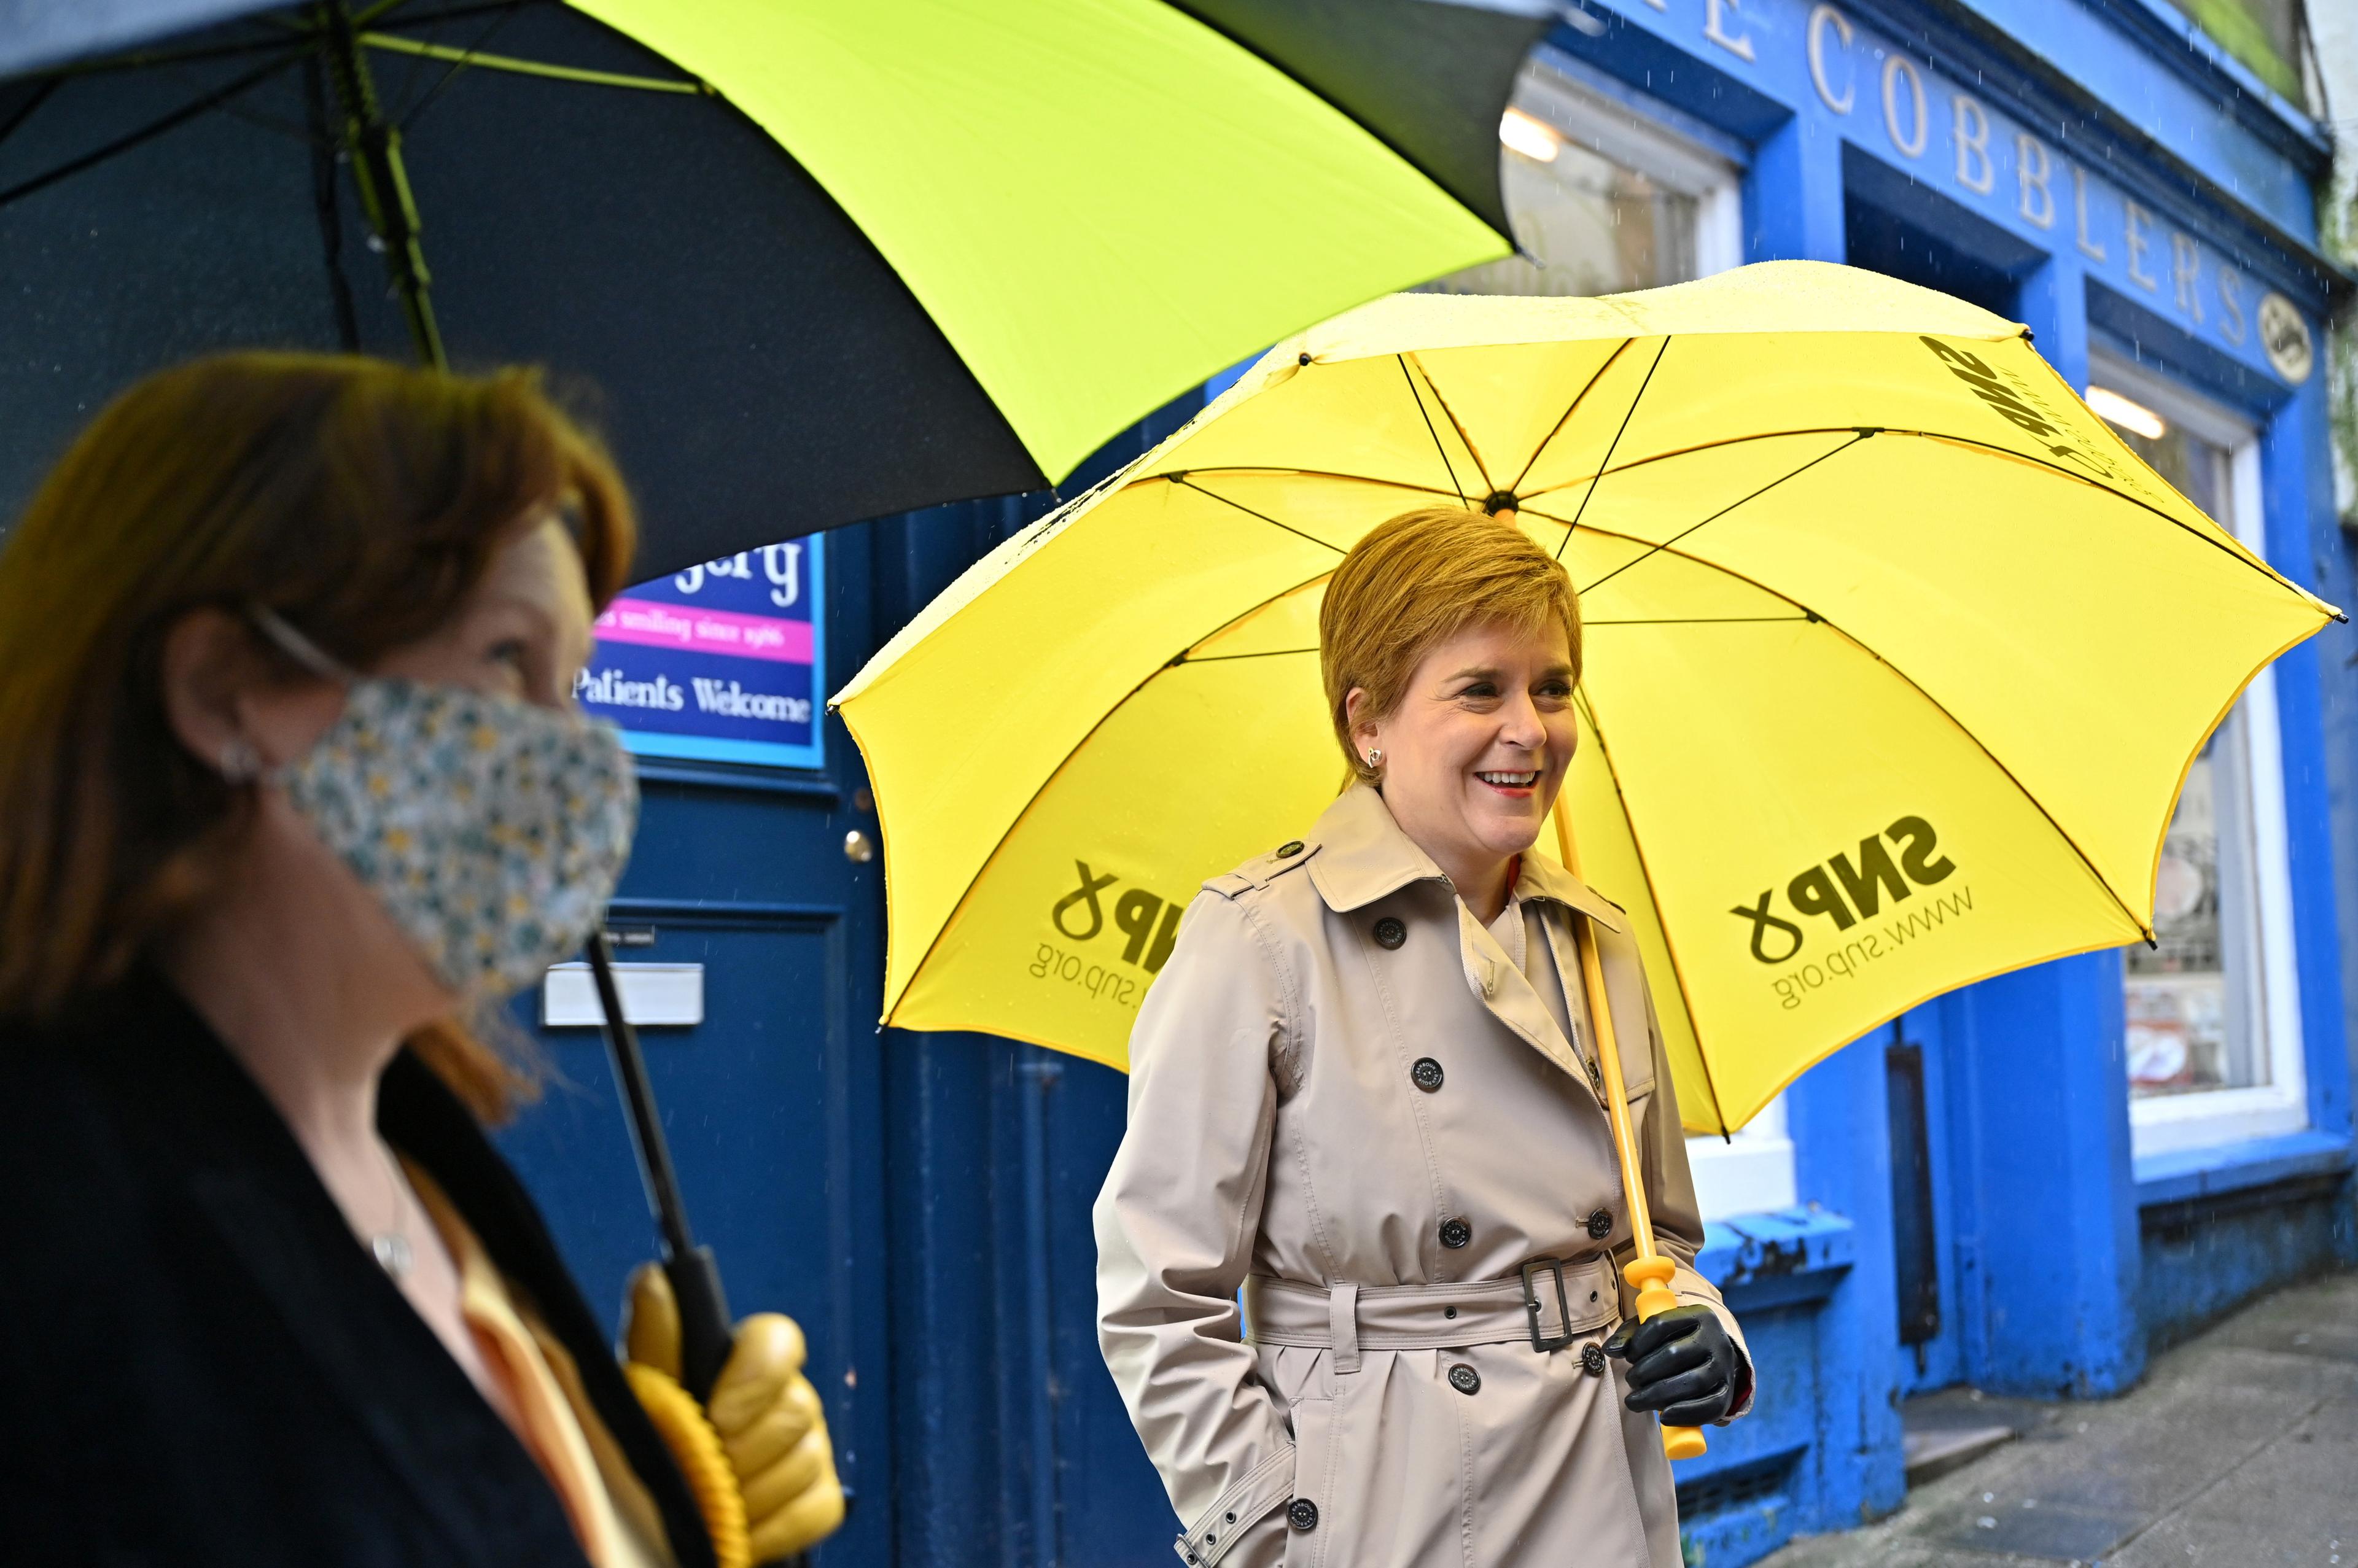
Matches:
[1204,836,1322,899]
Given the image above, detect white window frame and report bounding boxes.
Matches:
[2091,352,2309,1159]
[1522,50,1745,278]
[1464,49,1744,298]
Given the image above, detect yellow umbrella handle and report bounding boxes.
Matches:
[1552,800,1708,1463]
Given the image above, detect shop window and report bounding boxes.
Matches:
[2088,354,2308,1157]
[1431,52,1741,299]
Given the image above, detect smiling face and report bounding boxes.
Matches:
[158,510,602,1029]
[1347,617,1579,909]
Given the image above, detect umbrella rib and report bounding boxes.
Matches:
[1574,430,1869,597]
[0,80,57,151]
[1565,535,2154,944]
[885,552,1358,1014]
[1556,338,1668,560]
[1584,615,1815,626]
[383,3,531,129]
[361,31,707,95]
[0,45,316,210]
[875,643,1239,1022]
[1155,465,1463,495]
[1169,615,1814,662]
[1169,476,1348,554]
[302,53,364,351]
[367,0,545,29]
[1170,646,1318,663]
[1510,339,1632,496]
[1520,425,1888,503]
[1511,419,2331,622]
[1808,611,2156,941]
[1906,430,2338,614]
[1397,355,1469,505]
[1403,351,1494,497]
[1568,685,1734,1138]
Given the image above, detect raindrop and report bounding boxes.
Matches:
[1976,1516,1998,1530]
[1983,1493,1996,1503]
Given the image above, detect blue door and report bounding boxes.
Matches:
[500,410,1197,1566]
[498,529,896,1563]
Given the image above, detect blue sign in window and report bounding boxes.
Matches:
[575,534,826,770]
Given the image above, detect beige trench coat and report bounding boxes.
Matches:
[1094,785,1749,1568]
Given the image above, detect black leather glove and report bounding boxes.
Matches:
[1601,1304,1745,1426]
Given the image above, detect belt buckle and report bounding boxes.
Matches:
[1520,1256,1576,1353]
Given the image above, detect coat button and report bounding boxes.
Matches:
[1449,1362,1482,1395]
[1411,1057,1445,1092]
[1288,1499,1320,1532]
[1582,1343,1608,1376]
[1586,1208,1614,1240]
[1373,916,1406,949]
[1439,1217,1471,1249]
[1275,840,1304,858]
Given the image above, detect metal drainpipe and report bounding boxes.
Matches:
[1017,1050,1065,1566]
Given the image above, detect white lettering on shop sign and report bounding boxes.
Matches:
[1705,0,1757,60]
[668,543,806,608]
[1790,1,2311,383]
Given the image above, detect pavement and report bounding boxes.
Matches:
[1757,1270,2358,1568]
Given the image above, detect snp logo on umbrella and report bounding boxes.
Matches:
[1030,860,1186,1011]
[1733,817,1974,1011]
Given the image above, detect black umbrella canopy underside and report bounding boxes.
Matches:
[0,2,1045,579]
[0,1,1547,578]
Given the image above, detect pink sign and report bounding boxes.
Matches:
[594,596,815,665]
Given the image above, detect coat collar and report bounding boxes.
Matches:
[1305,784,1627,933]
[70,971,715,1568]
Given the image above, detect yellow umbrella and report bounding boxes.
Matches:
[835,260,2338,1141]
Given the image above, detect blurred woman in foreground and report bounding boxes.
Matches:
[0,354,840,1567]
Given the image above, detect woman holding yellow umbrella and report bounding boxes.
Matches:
[838,260,2339,1562]
[1093,506,1748,1568]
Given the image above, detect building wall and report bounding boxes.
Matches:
[505,1,2354,1563]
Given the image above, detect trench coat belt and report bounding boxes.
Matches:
[1243,1257,1621,1373]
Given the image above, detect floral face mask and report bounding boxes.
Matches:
[251,607,639,1007]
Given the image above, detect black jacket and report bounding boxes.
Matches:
[0,971,717,1568]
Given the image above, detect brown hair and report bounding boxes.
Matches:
[0,352,636,1116]
[1319,505,1582,786]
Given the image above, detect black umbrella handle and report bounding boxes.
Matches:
[663,1244,735,1404]
[587,931,735,1399]
[590,936,814,1564]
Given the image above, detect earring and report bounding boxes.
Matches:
[217,737,262,784]
[1365,748,1382,768]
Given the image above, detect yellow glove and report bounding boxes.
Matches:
[624,1264,848,1562]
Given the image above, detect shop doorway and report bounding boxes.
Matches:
[1840,181,2030,1399]
[494,529,898,1564]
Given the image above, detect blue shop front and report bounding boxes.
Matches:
[500,1,2356,1562]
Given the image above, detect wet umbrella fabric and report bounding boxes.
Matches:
[833,262,2340,1137]
[0,0,1541,576]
